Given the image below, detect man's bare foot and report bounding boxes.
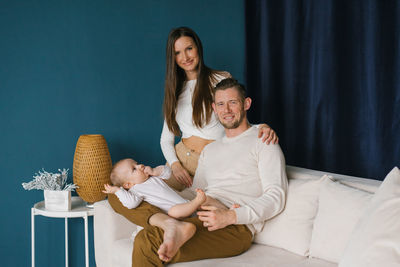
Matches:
[157,219,196,262]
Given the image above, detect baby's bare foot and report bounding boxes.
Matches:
[194,189,207,206]
[230,203,241,210]
[201,196,229,210]
[157,219,196,262]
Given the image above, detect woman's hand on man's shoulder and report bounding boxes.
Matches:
[258,124,279,145]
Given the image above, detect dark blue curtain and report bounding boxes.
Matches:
[245,0,400,180]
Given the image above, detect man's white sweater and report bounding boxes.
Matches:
[193,126,288,235]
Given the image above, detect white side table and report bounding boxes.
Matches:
[31,196,94,267]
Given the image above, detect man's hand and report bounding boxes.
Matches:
[197,205,237,231]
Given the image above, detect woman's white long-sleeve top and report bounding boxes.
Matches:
[160,77,227,165]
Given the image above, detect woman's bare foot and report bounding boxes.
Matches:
[157,219,196,262]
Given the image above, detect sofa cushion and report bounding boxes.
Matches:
[112,238,133,267]
[110,239,337,267]
[339,167,400,267]
[254,175,328,256]
[171,243,337,267]
[309,177,372,263]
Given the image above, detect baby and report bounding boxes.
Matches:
[103,158,210,219]
[104,158,240,262]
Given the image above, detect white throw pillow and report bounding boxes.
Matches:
[254,175,328,256]
[309,177,372,263]
[339,167,400,267]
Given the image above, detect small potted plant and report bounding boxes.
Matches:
[22,168,78,211]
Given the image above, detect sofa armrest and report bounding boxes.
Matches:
[94,199,137,267]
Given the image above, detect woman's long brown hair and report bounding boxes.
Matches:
[163,27,223,136]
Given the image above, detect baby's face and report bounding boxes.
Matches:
[118,159,150,186]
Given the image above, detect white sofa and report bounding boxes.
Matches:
[94,165,400,267]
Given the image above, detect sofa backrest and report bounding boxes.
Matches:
[255,165,383,262]
[286,165,381,193]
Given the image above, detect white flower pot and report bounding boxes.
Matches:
[44,190,71,211]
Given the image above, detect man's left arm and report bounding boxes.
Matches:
[198,144,287,230]
[235,144,287,225]
[235,145,288,224]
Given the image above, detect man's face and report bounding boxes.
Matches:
[212,88,250,129]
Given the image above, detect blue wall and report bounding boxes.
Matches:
[0,1,245,266]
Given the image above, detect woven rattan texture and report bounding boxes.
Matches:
[73,135,112,203]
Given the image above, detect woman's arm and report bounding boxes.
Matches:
[257,124,279,144]
[160,120,180,165]
[160,120,192,188]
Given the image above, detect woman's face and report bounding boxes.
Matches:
[174,36,199,79]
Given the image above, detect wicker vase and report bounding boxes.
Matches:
[73,134,112,204]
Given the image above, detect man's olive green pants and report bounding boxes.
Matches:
[108,194,253,267]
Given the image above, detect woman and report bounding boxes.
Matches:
[160,26,278,190]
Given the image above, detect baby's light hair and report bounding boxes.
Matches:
[110,159,129,187]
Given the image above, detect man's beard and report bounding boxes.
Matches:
[218,109,245,129]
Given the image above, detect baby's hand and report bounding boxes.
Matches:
[144,166,154,176]
[230,203,241,210]
[102,184,120,194]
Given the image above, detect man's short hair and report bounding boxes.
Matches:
[213,78,247,102]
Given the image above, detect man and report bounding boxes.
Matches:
[194,78,287,234]
[110,78,287,266]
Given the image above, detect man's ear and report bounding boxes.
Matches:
[244,97,252,111]
[212,102,217,113]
